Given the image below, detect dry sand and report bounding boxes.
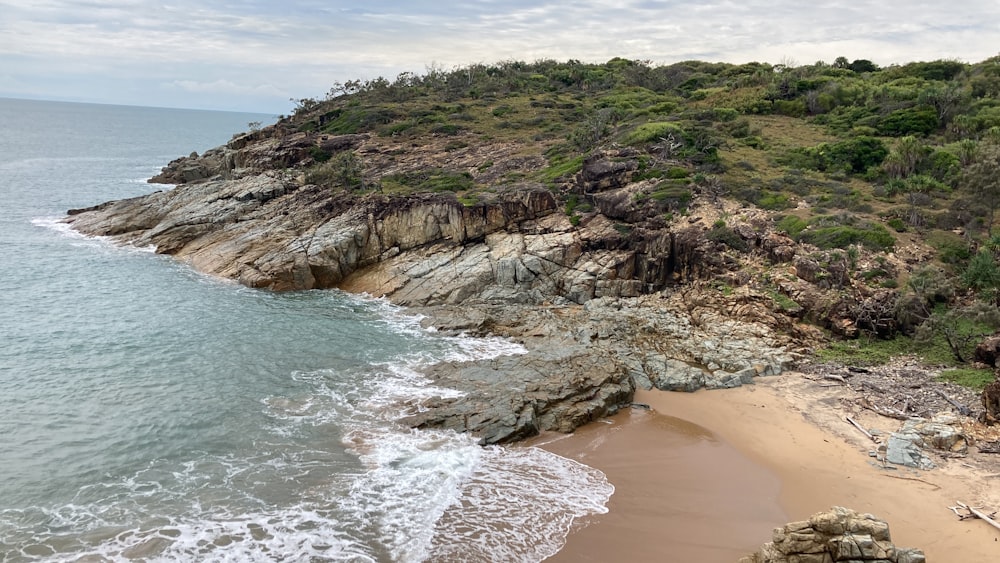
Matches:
[540,373,1000,562]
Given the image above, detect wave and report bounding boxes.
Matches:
[31,216,158,253]
[1,244,612,563]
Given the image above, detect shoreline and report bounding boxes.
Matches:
[532,406,786,562]
[539,374,1000,561]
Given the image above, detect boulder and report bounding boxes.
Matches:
[974,333,1000,367]
[885,413,968,469]
[982,379,1000,425]
[742,506,925,563]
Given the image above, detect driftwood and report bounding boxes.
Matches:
[935,389,973,416]
[954,501,1000,532]
[846,416,877,442]
[858,397,910,420]
[822,373,848,384]
[978,441,1000,454]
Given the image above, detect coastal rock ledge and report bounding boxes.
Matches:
[742,507,926,563]
[64,164,797,443]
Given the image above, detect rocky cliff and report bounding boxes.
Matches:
[63,125,877,443]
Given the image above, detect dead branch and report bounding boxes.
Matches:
[978,441,1000,454]
[846,416,877,442]
[935,389,973,416]
[859,397,910,420]
[956,501,1000,532]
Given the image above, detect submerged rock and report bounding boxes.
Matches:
[742,506,925,563]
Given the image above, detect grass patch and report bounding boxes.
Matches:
[816,337,913,365]
[936,368,996,391]
[381,169,475,193]
[539,155,584,183]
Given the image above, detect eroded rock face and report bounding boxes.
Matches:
[742,506,925,563]
[407,292,796,443]
[65,170,732,304]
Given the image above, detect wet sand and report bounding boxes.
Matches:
[533,407,787,562]
[541,375,1000,562]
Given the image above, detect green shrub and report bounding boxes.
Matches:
[382,168,474,193]
[492,105,514,117]
[799,223,895,250]
[785,136,888,174]
[624,122,684,145]
[707,224,748,251]
[887,217,907,232]
[309,146,332,162]
[776,215,808,237]
[879,106,939,136]
[926,231,971,265]
[758,191,792,210]
[648,182,692,209]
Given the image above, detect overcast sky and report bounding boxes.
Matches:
[1,1,998,115]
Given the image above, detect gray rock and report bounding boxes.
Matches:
[885,430,935,470]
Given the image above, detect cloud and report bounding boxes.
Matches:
[1,0,998,112]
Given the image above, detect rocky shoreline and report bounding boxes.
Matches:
[63,129,815,443]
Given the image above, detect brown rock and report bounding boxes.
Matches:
[741,507,925,563]
[974,332,1000,367]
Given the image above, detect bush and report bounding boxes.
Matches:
[706,224,748,251]
[785,136,888,174]
[798,222,895,251]
[776,215,808,237]
[382,168,473,193]
[879,106,939,136]
[887,217,907,232]
[624,122,684,145]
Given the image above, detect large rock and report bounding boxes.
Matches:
[984,379,1000,425]
[974,332,1000,367]
[885,413,968,469]
[742,506,925,563]
[401,345,634,444]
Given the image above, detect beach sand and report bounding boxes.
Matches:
[540,373,1000,562]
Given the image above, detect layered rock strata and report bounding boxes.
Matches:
[742,506,926,563]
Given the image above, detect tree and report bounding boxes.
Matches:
[963,141,1000,235]
[848,59,879,73]
[916,302,1000,363]
[963,249,1000,304]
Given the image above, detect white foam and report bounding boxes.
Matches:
[430,446,614,562]
[31,216,158,253]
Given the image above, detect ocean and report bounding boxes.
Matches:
[0,98,613,562]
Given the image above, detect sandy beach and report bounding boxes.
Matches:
[540,373,1000,562]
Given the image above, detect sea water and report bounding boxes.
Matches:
[0,98,613,562]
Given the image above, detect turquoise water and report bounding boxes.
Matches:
[0,99,612,562]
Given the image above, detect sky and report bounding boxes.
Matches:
[1,1,998,115]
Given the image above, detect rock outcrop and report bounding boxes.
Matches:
[883,413,969,469]
[742,507,926,563]
[407,292,796,443]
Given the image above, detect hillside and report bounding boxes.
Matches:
[64,56,1000,439]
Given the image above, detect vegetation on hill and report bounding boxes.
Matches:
[270,55,1000,384]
